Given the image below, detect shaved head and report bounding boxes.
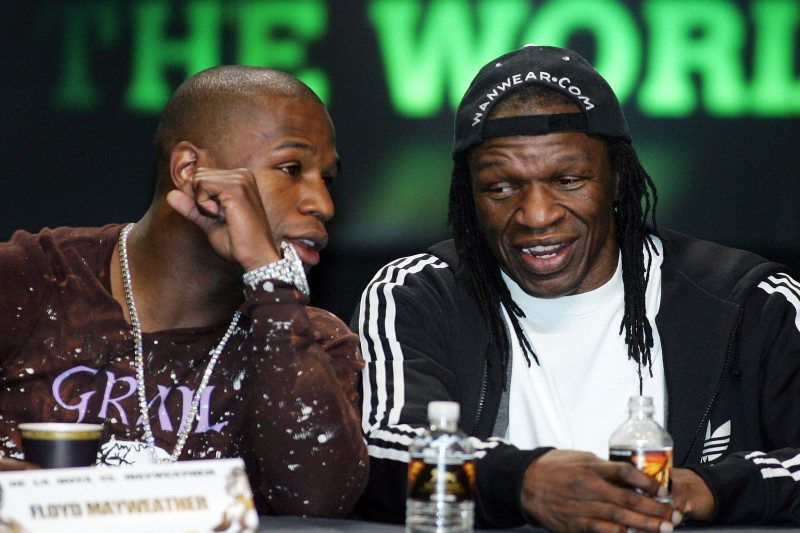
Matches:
[153,66,324,194]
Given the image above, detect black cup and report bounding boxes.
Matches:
[19,422,103,468]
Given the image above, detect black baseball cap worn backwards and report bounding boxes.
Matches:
[453,45,631,160]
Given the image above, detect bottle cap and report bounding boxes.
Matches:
[428,401,460,422]
[628,395,655,413]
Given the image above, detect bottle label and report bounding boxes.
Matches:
[609,448,673,491]
[407,458,475,503]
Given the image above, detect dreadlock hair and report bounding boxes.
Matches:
[448,85,659,392]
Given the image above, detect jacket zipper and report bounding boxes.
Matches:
[471,362,489,435]
[678,308,743,466]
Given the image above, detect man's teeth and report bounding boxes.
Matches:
[292,238,317,249]
[523,244,560,259]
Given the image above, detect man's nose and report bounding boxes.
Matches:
[515,184,566,229]
[299,175,334,222]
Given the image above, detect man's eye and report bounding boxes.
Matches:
[557,176,583,187]
[486,182,514,196]
[322,175,335,188]
[279,164,300,175]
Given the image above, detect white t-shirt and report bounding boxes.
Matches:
[502,237,665,459]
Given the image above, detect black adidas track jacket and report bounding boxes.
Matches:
[353,228,800,527]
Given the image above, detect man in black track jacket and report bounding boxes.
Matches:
[352,45,800,532]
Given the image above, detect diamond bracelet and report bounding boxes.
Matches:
[242,241,310,295]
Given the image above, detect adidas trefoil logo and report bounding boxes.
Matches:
[701,420,731,463]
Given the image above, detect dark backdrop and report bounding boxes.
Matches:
[3,0,799,322]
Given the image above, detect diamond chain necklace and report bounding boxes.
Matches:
[119,223,241,464]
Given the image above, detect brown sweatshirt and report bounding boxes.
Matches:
[0,224,368,517]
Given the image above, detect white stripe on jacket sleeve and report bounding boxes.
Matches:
[357,253,449,460]
[758,273,800,332]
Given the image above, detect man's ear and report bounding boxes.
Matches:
[170,141,209,195]
[612,171,621,202]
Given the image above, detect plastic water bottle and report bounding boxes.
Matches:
[406,401,475,533]
[608,396,674,504]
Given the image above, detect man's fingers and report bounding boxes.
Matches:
[670,468,713,521]
[536,494,679,533]
[166,190,218,230]
[191,168,256,219]
[604,465,680,526]
[522,450,681,533]
[578,470,675,524]
[195,196,222,218]
[165,189,196,219]
[606,460,664,496]
[591,500,677,533]
[167,167,277,268]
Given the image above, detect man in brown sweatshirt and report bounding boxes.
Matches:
[0,66,368,517]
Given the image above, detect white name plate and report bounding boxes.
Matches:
[0,458,259,533]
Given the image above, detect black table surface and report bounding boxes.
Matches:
[257,516,800,532]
